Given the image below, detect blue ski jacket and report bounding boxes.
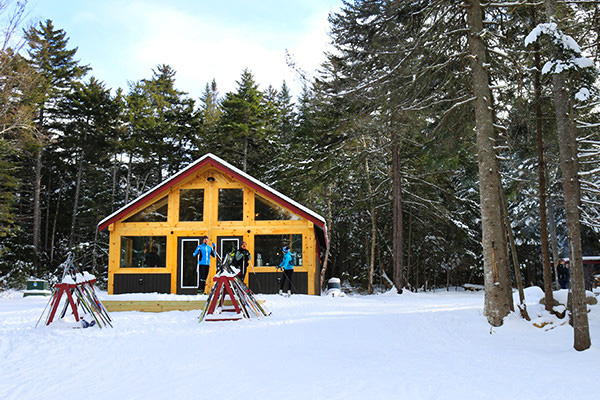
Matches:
[193,243,215,265]
[279,251,294,270]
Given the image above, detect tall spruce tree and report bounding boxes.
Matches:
[51,77,119,250]
[537,0,592,351]
[217,69,274,174]
[465,0,513,325]
[24,19,89,273]
[318,0,482,293]
[124,65,198,199]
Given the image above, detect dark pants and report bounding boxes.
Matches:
[233,262,247,282]
[280,269,294,292]
[198,264,209,292]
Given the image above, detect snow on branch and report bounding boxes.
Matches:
[525,23,579,51]
[524,23,596,75]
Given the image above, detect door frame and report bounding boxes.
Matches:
[216,236,243,266]
[178,237,202,294]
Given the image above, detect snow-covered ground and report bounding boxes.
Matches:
[1,287,598,400]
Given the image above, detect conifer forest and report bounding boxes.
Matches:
[1,1,600,338]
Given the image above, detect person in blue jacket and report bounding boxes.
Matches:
[193,236,215,294]
[279,246,294,295]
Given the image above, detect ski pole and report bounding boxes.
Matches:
[247,260,264,293]
[279,267,299,294]
[35,288,56,328]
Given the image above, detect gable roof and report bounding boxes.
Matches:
[97,153,328,247]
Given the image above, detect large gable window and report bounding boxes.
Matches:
[218,188,243,221]
[179,189,204,221]
[124,196,168,223]
[255,194,299,221]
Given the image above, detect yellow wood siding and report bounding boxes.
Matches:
[107,167,321,295]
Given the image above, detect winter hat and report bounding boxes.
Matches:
[283,246,289,252]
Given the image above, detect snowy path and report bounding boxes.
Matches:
[1,288,598,399]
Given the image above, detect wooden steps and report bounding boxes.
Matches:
[102,299,262,313]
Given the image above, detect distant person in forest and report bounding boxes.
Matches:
[193,236,215,294]
[278,245,294,295]
[557,262,570,289]
[232,241,251,282]
[144,245,161,267]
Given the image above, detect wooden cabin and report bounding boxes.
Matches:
[98,153,328,296]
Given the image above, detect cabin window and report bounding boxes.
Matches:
[120,236,166,268]
[179,189,204,221]
[218,188,244,221]
[255,194,299,221]
[254,234,302,267]
[124,196,168,223]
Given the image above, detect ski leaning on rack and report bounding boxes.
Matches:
[36,253,113,329]
[199,253,271,322]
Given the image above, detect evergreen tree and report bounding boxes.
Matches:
[23,19,89,273]
[124,65,199,199]
[0,49,37,238]
[217,69,274,174]
[199,79,221,130]
[51,77,119,251]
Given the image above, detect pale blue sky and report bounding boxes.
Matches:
[27,0,343,99]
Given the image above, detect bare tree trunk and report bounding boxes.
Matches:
[33,146,42,275]
[44,171,51,252]
[548,199,561,286]
[125,153,133,204]
[500,188,530,319]
[319,185,333,291]
[92,224,99,275]
[362,142,377,294]
[415,245,421,291]
[391,116,404,293]
[531,9,555,309]
[545,0,591,352]
[466,0,513,326]
[422,256,427,292]
[69,151,85,247]
[111,154,118,212]
[407,212,412,290]
[242,135,248,172]
[50,184,62,264]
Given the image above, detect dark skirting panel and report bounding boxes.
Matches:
[113,273,171,294]
[248,271,308,294]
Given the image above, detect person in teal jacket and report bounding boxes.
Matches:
[193,236,215,294]
[279,246,294,295]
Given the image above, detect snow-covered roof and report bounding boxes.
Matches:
[97,153,327,245]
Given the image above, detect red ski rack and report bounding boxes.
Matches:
[45,276,97,325]
[204,273,243,321]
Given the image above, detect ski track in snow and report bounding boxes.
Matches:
[1,289,599,400]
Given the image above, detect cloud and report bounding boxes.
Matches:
[113,1,334,98]
[30,0,340,99]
